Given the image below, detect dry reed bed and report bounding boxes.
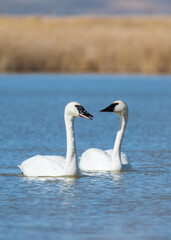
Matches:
[0,16,171,73]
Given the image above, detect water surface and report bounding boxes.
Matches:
[0,74,170,240]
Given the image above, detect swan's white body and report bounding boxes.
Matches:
[19,155,66,177]
[79,100,132,172]
[19,102,93,177]
[80,149,131,171]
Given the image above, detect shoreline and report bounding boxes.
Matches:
[0,15,171,74]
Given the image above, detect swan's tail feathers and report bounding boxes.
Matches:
[18,165,24,175]
[18,165,21,169]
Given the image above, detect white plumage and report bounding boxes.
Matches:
[19,155,66,177]
[19,102,93,177]
[79,100,132,172]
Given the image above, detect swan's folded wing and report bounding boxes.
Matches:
[105,150,132,170]
[105,149,113,158]
[79,148,111,171]
[19,155,66,177]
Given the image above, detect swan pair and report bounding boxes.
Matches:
[19,100,132,177]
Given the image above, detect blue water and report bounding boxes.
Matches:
[0,74,171,240]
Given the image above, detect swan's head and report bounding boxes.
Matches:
[100,100,128,116]
[65,102,93,120]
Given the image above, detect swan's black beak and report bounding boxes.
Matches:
[75,105,93,120]
[100,104,114,112]
[100,103,119,112]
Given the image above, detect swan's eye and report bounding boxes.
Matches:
[75,105,84,113]
[110,102,119,111]
[100,102,119,112]
[113,102,119,109]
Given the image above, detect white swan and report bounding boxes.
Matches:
[19,102,93,177]
[79,100,132,171]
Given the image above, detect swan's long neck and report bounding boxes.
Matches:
[64,114,78,176]
[111,112,128,170]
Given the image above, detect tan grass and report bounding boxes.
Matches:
[0,16,171,73]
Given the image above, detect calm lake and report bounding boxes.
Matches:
[0,74,170,240]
